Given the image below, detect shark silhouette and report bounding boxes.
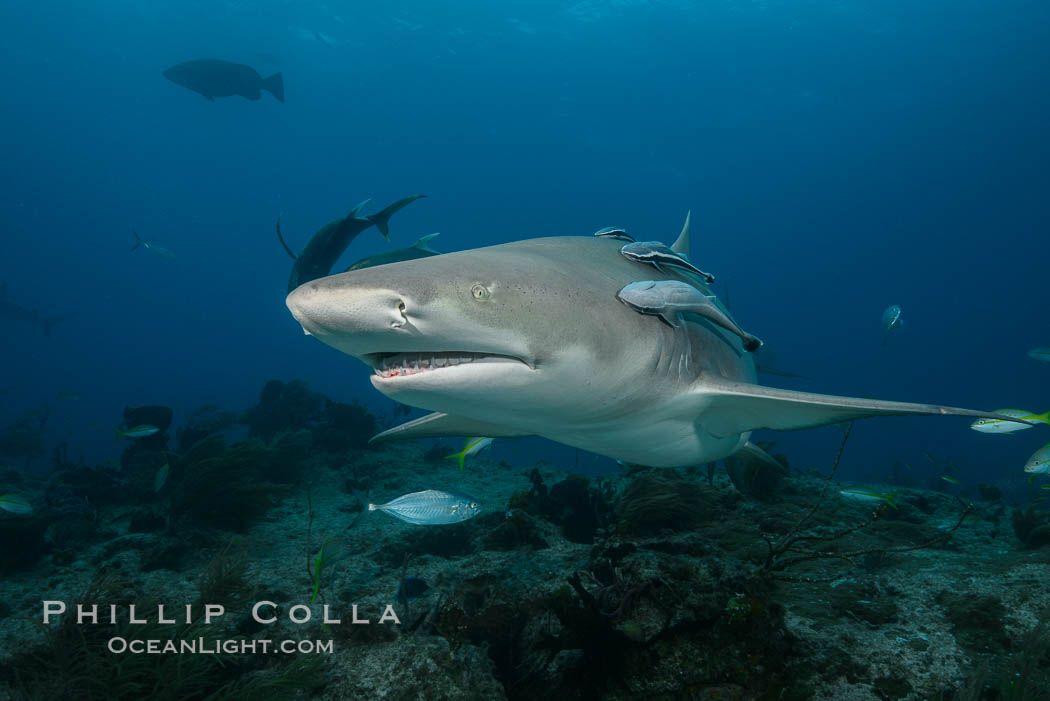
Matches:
[0,284,74,337]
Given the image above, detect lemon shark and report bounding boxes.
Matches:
[286,216,1024,467]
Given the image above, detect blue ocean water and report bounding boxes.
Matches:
[5,4,1050,699]
[1,0,1047,482]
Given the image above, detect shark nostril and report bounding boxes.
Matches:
[392,300,408,328]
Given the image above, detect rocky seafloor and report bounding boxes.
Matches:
[1,379,1049,700]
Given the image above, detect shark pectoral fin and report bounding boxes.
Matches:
[369,411,531,444]
[697,378,1025,439]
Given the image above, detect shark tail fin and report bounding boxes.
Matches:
[275,216,297,260]
[365,194,427,241]
[671,210,691,258]
[413,233,441,253]
[697,378,1031,438]
[131,230,142,252]
[262,72,284,103]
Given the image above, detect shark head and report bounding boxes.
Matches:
[287,232,1022,467]
[286,237,716,439]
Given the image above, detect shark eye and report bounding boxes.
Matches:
[471,284,490,301]
[470,502,478,509]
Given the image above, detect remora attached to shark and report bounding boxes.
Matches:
[286,214,1027,468]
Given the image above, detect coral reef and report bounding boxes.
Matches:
[2,380,1050,699]
[1011,506,1050,548]
[614,468,713,535]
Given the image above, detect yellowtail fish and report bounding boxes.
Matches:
[970,409,1047,434]
[1041,484,1050,490]
[154,462,170,492]
[1028,347,1050,363]
[0,494,32,515]
[840,488,898,509]
[114,424,160,440]
[445,437,494,471]
[940,475,961,485]
[1023,444,1050,475]
[367,490,481,525]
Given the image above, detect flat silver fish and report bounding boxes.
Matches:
[368,489,481,525]
[620,240,714,283]
[594,227,634,242]
[617,280,762,352]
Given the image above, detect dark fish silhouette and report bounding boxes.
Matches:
[279,195,426,292]
[395,577,430,604]
[0,284,74,337]
[163,59,284,103]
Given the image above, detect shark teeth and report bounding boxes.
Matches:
[374,352,477,379]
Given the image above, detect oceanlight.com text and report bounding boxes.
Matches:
[107,637,334,655]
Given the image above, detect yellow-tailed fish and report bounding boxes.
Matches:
[0,494,32,515]
[445,437,494,472]
[840,488,898,509]
[114,424,160,440]
[1023,443,1050,476]
[941,475,961,485]
[154,462,170,492]
[970,409,1047,434]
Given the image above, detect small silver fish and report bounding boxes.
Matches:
[1028,347,1050,363]
[114,424,160,439]
[617,280,762,352]
[368,489,481,526]
[840,488,898,509]
[594,227,634,242]
[971,409,1047,434]
[1024,443,1050,475]
[620,241,714,283]
[154,462,170,492]
[0,494,32,515]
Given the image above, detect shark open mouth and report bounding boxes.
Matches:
[364,351,529,379]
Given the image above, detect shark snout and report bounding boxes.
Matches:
[286,279,407,344]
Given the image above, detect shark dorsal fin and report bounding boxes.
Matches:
[671,210,691,258]
[413,232,441,253]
